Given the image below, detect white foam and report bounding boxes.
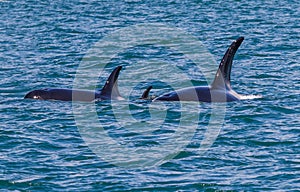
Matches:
[240,94,263,100]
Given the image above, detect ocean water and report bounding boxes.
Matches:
[1,0,299,191]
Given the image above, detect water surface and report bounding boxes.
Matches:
[0,0,299,191]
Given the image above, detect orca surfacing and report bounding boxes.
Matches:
[24,66,124,102]
[153,37,253,102]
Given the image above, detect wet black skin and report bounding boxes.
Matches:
[153,37,245,102]
[24,66,123,102]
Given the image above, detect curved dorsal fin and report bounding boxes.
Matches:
[100,66,122,99]
[140,86,153,99]
[211,37,244,90]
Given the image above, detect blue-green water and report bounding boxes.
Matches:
[1,0,299,191]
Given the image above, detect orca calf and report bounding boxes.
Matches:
[153,37,251,102]
[24,66,124,102]
[140,86,153,100]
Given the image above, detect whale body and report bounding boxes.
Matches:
[153,37,248,102]
[24,66,124,102]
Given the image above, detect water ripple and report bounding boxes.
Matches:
[1,0,299,191]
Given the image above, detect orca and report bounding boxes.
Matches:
[24,66,124,102]
[153,37,251,102]
[140,86,153,99]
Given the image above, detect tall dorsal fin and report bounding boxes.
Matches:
[211,37,244,90]
[100,66,122,99]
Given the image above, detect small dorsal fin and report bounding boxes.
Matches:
[211,37,244,90]
[140,86,153,99]
[100,66,122,99]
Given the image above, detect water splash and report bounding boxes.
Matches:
[240,94,263,100]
